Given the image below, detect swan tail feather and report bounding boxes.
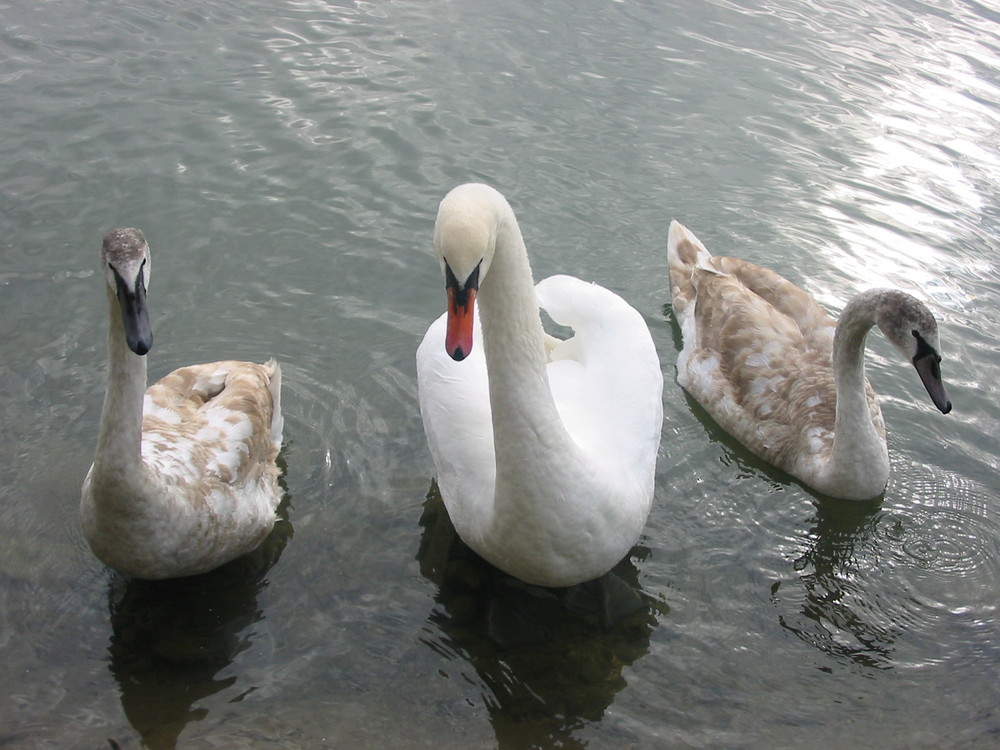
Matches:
[667,220,715,320]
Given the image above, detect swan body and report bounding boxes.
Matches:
[417,184,663,587]
[81,228,284,579]
[666,220,952,500]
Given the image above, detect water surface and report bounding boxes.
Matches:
[2,0,999,747]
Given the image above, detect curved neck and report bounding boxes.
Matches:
[829,291,888,485]
[477,208,578,494]
[94,287,147,478]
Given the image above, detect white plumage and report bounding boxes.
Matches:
[417,184,663,587]
[81,228,284,579]
[666,220,952,500]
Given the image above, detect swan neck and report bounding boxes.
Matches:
[830,293,884,472]
[477,208,573,462]
[479,211,548,384]
[95,287,147,475]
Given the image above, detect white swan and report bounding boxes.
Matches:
[666,220,952,500]
[416,184,663,587]
[81,228,284,579]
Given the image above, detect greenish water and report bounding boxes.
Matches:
[2,0,999,747]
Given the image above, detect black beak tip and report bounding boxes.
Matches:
[449,346,468,362]
[129,336,153,356]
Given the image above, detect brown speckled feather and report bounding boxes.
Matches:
[143,359,282,488]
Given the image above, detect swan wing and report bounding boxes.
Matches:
[141,359,282,492]
[693,266,841,458]
[668,221,834,347]
[711,256,835,350]
[668,222,842,466]
[535,275,663,481]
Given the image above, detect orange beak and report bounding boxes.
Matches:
[445,285,476,361]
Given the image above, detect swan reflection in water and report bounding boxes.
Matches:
[771,499,897,670]
[417,486,664,750]
[106,496,293,750]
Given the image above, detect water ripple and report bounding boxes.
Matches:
[771,466,1000,679]
[891,478,1000,623]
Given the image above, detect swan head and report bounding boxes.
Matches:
[101,228,154,356]
[433,183,506,361]
[876,290,952,414]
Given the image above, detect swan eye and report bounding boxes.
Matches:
[911,330,938,364]
[444,261,481,300]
